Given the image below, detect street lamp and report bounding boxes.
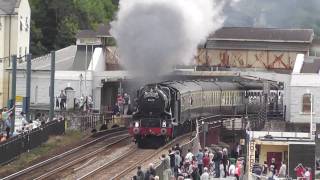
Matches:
[202,121,208,148]
[307,89,313,140]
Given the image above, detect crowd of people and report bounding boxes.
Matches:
[133,144,246,180]
[0,106,16,141]
[252,158,288,179]
[112,93,132,117]
[56,90,94,112]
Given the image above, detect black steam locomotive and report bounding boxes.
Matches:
[129,79,276,148]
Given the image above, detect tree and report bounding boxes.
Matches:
[29,0,118,57]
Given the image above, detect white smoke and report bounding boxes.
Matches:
[111,0,226,81]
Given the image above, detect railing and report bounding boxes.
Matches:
[0,120,65,165]
[66,113,130,131]
[67,113,111,131]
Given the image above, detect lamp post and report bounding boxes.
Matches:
[307,89,313,140]
[202,121,208,148]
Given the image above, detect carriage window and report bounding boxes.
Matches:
[302,94,312,113]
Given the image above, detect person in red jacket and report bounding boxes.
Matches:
[203,153,210,168]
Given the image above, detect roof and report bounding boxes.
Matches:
[300,57,320,73]
[96,24,111,37]
[209,27,314,43]
[15,45,77,71]
[76,30,97,39]
[76,23,111,39]
[0,0,20,15]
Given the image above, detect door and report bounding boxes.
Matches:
[267,152,282,171]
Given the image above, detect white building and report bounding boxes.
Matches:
[14,24,128,112]
[290,54,320,124]
[0,0,30,108]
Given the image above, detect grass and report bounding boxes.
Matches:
[0,130,85,176]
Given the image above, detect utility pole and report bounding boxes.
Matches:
[49,51,55,121]
[26,54,31,122]
[11,55,17,133]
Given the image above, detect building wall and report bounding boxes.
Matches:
[290,86,320,123]
[290,74,320,123]
[0,0,30,108]
[16,71,93,105]
[16,0,31,60]
[196,49,302,70]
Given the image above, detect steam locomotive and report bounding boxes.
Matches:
[129,79,277,148]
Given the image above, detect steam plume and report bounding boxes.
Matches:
[111,0,225,82]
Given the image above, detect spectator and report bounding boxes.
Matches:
[219,160,225,178]
[203,153,210,169]
[161,154,171,180]
[208,150,214,164]
[213,150,222,177]
[174,150,182,177]
[200,167,210,180]
[175,143,182,157]
[229,160,236,177]
[145,163,156,180]
[278,161,287,178]
[295,163,305,178]
[59,90,66,110]
[269,158,277,176]
[185,149,193,162]
[112,103,120,117]
[222,148,229,177]
[136,166,144,180]
[191,166,200,180]
[55,96,60,109]
[196,149,204,175]
[123,93,131,115]
[169,149,176,173]
[5,113,13,139]
[262,161,268,175]
[304,167,312,180]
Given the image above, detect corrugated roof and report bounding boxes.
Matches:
[210,27,314,43]
[0,0,20,15]
[72,45,100,70]
[15,45,77,71]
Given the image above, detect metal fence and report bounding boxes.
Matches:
[66,113,110,131]
[0,120,65,165]
[66,113,130,131]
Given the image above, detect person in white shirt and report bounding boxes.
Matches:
[278,161,287,177]
[229,162,236,177]
[201,167,210,180]
[304,168,311,180]
[185,149,193,162]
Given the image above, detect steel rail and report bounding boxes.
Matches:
[110,133,191,180]
[33,135,130,180]
[2,128,127,180]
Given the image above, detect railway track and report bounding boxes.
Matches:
[2,128,130,180]
[78,133,192,180]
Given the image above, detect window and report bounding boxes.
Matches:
[302,93,312,113]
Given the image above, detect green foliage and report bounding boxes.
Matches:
[29,0,117,57]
